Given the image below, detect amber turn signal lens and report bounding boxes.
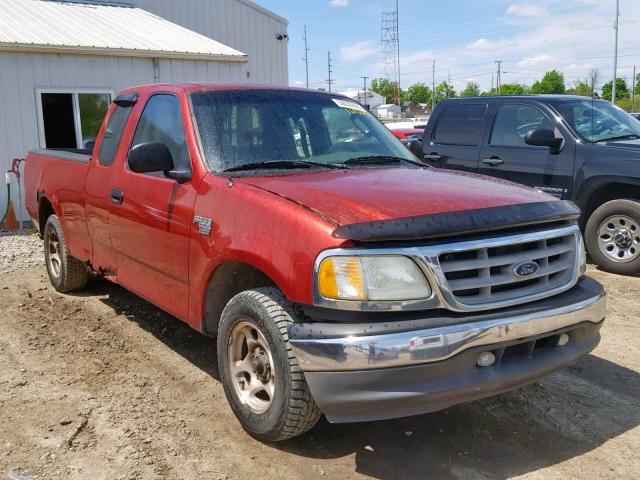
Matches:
[318,257,366,300]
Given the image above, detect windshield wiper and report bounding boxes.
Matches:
[222,160,346,173]
[343,155,424,167]
[594,134,640,143]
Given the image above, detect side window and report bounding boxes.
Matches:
[434,104,488,146]
[130,94,190,173]
[98,106,132,166]
[490,104,555,147]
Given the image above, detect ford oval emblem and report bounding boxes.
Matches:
[513,260,539,277]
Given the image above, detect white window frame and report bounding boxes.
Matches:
[35,87,116,149]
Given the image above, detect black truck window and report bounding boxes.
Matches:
[490,104,554,147]
[434,104,488,146]
[98,105,132,166]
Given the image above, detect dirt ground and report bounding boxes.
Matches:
[1,255,639,479]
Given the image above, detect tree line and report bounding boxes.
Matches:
[370,69,640,112]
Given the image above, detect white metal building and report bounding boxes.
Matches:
[338,89,386,111]
[0,0,288,221]
[372,103,402,119]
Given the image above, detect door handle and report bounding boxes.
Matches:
[482,157,504,166]
[424,153,442,160]
[110,187,124,205]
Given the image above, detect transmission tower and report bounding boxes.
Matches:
[381,0,400,105]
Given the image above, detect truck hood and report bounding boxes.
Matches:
[238,167,554,226]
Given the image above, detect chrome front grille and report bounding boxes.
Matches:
[437,226,580,308]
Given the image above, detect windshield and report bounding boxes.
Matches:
[190,90,415,172]
[551,99,640,143]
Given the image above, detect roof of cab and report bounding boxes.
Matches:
[116,83,350,96]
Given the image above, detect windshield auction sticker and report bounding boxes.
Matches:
[332,98,367,113]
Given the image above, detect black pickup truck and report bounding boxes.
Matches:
[413,95,640,275]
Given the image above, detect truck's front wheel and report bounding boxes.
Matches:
[217,288,321,442]
[43,215,89,292]
[585,199,640,275]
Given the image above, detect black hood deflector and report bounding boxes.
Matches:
[331,200,581,242]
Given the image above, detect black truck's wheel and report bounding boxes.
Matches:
[585,199,640,275]
[43,215,89,292]
[217,288,321,442]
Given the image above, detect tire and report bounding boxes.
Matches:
[43,214,89,292]
[585,199,640,275]
[217,287,321,442]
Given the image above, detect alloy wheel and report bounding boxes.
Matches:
[227,320,276,414]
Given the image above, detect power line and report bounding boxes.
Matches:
[399,1,588,34]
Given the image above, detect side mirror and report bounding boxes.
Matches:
[128,142,175,174]
[408,139,424,160]
[525,128,563,153]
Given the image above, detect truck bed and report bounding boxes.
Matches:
[24,149,92,261]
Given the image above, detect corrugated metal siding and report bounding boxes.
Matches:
[0,1,288,220]
[0,51,245,219]
[0,0,247,61]
[130,0,288,86]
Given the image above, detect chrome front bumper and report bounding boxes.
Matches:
[290,279,606,372]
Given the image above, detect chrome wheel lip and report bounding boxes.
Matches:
[47,228,62,278]
[597,214,640,263]
[227,319,276,415]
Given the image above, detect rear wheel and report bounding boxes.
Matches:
[585,199,640,275]
[217,288,321,442]
[43,215,89,292]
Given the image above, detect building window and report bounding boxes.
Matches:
[37,90,113,150]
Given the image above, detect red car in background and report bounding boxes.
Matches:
[390,128,425,141]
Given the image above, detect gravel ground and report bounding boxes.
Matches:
[0,231,43,274]
[0,233,639,480]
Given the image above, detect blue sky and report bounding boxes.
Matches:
[259,0,640,93]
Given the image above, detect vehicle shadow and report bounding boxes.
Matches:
[79,277,221,381]
[80,278,640,480]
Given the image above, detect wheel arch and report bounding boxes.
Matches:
[37,194,56,238]
[575,177,640,226]
[201,260,280,337]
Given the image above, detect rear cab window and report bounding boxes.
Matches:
[98,105,133,166]
[433,104,488,146]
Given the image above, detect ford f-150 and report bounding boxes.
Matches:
[24,84,606,441]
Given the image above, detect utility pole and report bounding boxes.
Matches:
[432,60,436,112]
[612,0,620,103]
[495,60,503,95]
[447,70,451,98]
[361,76,369,110]
[633,65,637,112]
[327,51,334,92]
[491,74,494,93]
[302,25,310,89]
[395,0,401,105]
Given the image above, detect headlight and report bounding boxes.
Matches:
[317,255,432,301]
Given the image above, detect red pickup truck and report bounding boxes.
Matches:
[24,84,606,442]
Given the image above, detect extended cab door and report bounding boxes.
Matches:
[85,96,136,275]
[108,93,198,320]
[422,101,491,172]
[477,102,575,198]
